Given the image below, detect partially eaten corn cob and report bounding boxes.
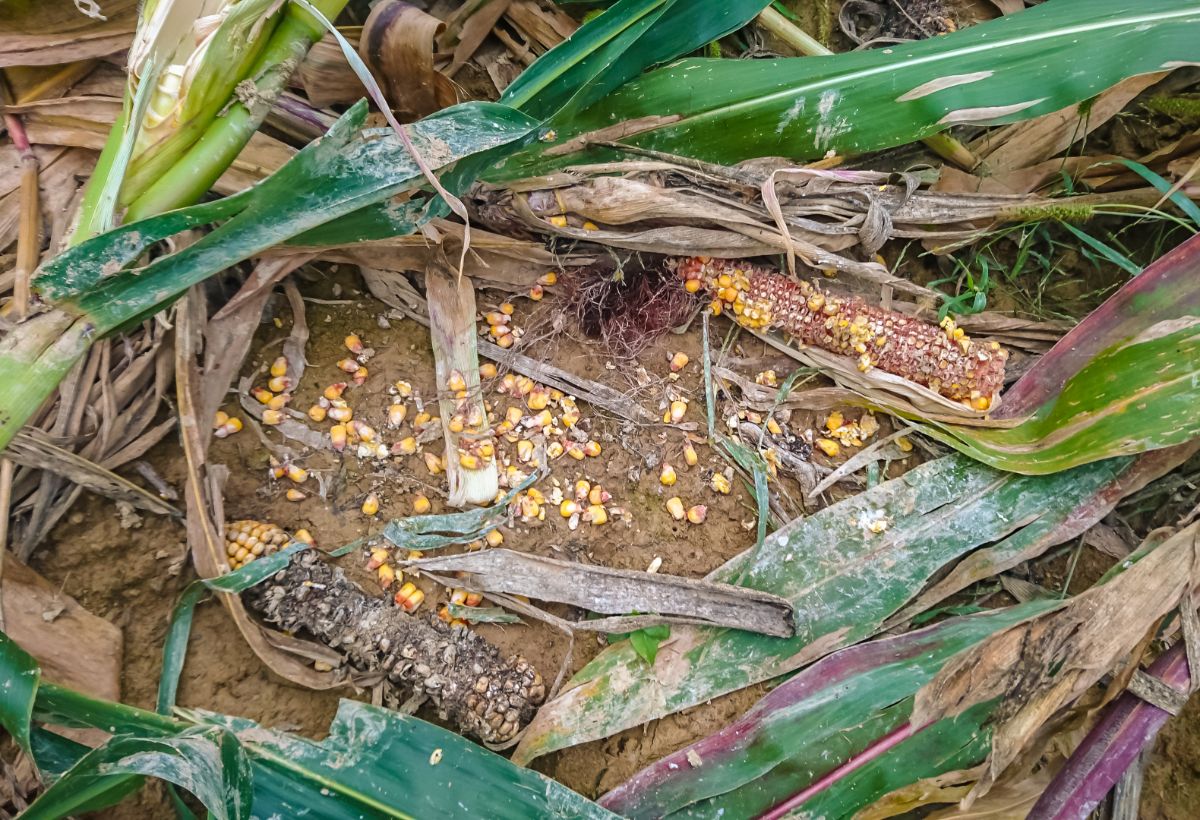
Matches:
[673,257,1007,408]
[246,550,545,744]
[224,519,290,570]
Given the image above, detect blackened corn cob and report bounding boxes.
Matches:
[246,549,545,744]
[674,257,1007,409]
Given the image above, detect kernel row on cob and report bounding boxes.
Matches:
[673,256,1007,409]
[223,519,314,571]
[247,549,545,744]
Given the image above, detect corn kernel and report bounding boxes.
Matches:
[464,591,483,607]
[666,497,686,520]
[394,380,413,398]
[424,452,444,474]
[527,387,550,411]
[285,464,308,483]
[262,409,284,426]
[344,334,364,354]
[548,215,568,228]
[896,435,914,453]
[560,406,580,427]
[669,400,688,424]
[766,417,783,436]
[213,410,229,429]
[516,440,534,463]
[815,438,840,457]
[460,452,481,470]
[377,564,396,588]
[361,494,380,516]
[566,443,585,460]
[293,529,315,545]
[285,488,306,502]
[368,547,390,569]
[448,414,465,434]
[971,394,992,412]
[582,221,599,231]
[447,369,467,393]
[328,404,352,423]
[586,504,608,526]
[560,499,579,518]
[393,436,417,456]
[251,386,273,404]
[330,425,348,451]
[583,440,602,457]
[337,358,359,374]
[497,334,515,349]
[406,493,429,515]
[686,505,708,524]
[269,356,288,378]
[588,485,609,506]
[547,441,565,459]
[529,284,544,301]
[711,473,732,494]
[659,464,677,486]
[214,417,243,438]
[480,362,498,379]
[683,442,699,467]
[353,366,368,385]
[267,376,291,393]
[478,441,495,459]
[395,582,424,612]
[485,529,504,547]
[267,393,290,411]
[669,352,689,372]
[538,271,558,286]
[684,278,702,293]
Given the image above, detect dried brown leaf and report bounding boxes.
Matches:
[360,0,458,121]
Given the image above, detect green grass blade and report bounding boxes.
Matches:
[492,0,1200,179]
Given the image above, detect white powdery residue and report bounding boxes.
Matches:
[896,70,994,102]
[813,89,851,151]
[938,98,1046,125]
[775,96,806,135]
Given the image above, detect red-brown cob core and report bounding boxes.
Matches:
[673,256,1007,409]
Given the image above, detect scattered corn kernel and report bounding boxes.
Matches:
[583,440,602,457]
[367,547,390,569]
[267,376,291,393]
[560,499,579,517]
[566,443,585,460]
[460,452,481,470]
[815,438,840,457]
[548,215,568,228]
[353,366,368,385]
[582,221,599,232]
[262,409,284,426]
[250,386,273,404]
[337,358,359,374]
[213,410,228,429]
[394,380,413,398]
[896,435,913,453]
[330,424,348,451]
[659,464,677,486]
[393,436,417,455]
[293,529,315,545]
[344,334,364,354]
[537,271,557,286]
[527,387,550,411]
[214,417,243,438]
[485,529,504,547]
[412,494,431,514]
[666,497,686,520]
[547,441,565,459]
[285,488,306,502]
[395,582,424,612]
[267,393,290,411]
[377,564,396,588]
[711,473,732,494]
[328,404,352,422]
[497,334,514,349]
[766,417,783,436]
[683,442,699,467]
[686,505,708,524]
[669,400,688,424]
[480,362,497,379]
[324,383,347,401]
[361,494,380,516]
[269,356,288,378]
[447,369,467,393]
[825,411,845,433]
[529,284,544,301]
[586,504,608,526]
[424,452,444,475]
[669,352,690,372]
[588,485,609,506]
[285,464,308,484]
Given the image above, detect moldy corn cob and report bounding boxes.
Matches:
[246,550,545,744]
[673,257,1007,409]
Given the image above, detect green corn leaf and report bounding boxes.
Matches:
[600,604,1058,818]
[909,232,1200,474]
[0,632,39,757]
[491,0,1200,180]
[36,99,539,333]
[512,453,1139,765]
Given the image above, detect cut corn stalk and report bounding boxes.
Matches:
[247,550,545,743]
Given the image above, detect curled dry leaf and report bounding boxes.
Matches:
[911,522,1200,803]
[359,0,458,121]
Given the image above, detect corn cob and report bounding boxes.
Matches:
[673,257,1007,408]
[224,519,290,570]
[245,549,545,744]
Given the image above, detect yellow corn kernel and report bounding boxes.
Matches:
[447,369,467,393]
[560,499,579,518]
[815,438,840,457]
[825,411,845,433]
[566,443,585,460]
[459,452,481,470]
[665,497,686,521]
[213,410,229,429]
[381,403,404,428]
[529,284,545,301]
[353,366,368,384]
[344,333,364,354]
[448,414,465,434]
[538,271,558,286]
[250,386,273,404]
[659,464,677,486]
[337,358,358,374]
[412,494,431,514]
[547,441,565,459]
[497,334,515,349]
[308,405,327,422]
[586,504,608,526]
[766,417,783,436]
[477,441,495,459]
[361,493,380,516]
[485,529,504,547]
[683,442,699,467]
[269,356,288,378]
[262,409,284,426]
[581,221,599,232]
[285,464,308,484]
[531,409,553,429]
[330,424,348,451]
[560,406,580,427]
[413,412,431,428]
[669,351,689,372]
[669,400,688,424]
[327,404,352,423]
[424,452,443,475]
[971,394,992,412]
[351,421,377,443]
[377,564,396,588]
[588,485,608,506]
[267,394,290,411]
[285,488,306,502]
[527,387,550,411]
[516,439,534,463]
[711,473,732,494]
[548,215,568,228]
[394,436,417,455]
[686,505,708,525]
[267,376,291,393]
[215,417,243,438]
[684,278,702,293]
[572,479,590,501]
[710,299,723,316]
[480,362,498,379]
[395,582,424,612]
[367,547,390,569]
[896,435,914,453]
[394,380,413,398]
[583,440,602,457]
[294,529,315,545]
[526,487,546,505]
